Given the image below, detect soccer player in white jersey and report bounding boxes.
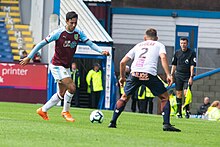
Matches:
[108,28,181,132]
[20,11,109,122]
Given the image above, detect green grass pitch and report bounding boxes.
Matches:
[0,102,219,147]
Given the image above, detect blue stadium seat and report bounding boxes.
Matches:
[0,45,12,53]
[0,52,13,62]
[0,23,5,28]
[0,34,9,40]
[0,57,13,62]
[0,28,7,34]
[0,40,10,46]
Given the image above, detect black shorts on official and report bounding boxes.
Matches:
[124,73,167,97]
[175,74,191,91]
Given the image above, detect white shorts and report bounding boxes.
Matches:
[49,64,71,82]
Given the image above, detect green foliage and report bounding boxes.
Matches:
[0,102,219,147]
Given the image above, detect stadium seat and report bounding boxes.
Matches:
[0,23,6,28]
[6,24,29,30]
[0,6,19,12]
[0,0,19,5]
[0,47,12,53]
[0,12,20,17]
[0,40,10,46]
[0,34,9,40]
[0,28,7,34]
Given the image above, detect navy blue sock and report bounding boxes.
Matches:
[162,100,170,124]
[111,99,126,124]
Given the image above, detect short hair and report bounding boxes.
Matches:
[66,11,78,21]
[180,37,188,42]
[145,28,157,38]
[93,63,100,67]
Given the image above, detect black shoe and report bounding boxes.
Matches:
[185,111,190,119]
[163,124,181,132]
[108,121,117,128]
[177,114,183,118]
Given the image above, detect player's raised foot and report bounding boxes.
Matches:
[108,121,117,128]
[61,111,75,122]
[163,124,181,132]
[37,107,49,120]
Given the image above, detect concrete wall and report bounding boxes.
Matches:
[191,72,220,114]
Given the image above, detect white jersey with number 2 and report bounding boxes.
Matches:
[126,40,166,76]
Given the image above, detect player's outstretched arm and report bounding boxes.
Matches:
[19,40,47,66]
[85,40,110,56]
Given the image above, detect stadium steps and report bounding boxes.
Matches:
[0,0,35,61]
[0,11,20,17]
[0,0,19,6]
[72,88,90,108]
[0,6,19,12]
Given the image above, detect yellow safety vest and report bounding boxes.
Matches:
[145,87,154,98]
[169,94,177,116]
[120,82,125,95]
[86,69,103,93]
[71,69,80,88]
[138,86,146,100]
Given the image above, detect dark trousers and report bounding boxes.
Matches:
[146,98,153,114]
[138,98,154,114]
[71,88,80,107]
[131,94,137,112]
[138,99,147,113]
[90,91,101,108]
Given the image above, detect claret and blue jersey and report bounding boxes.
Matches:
[45,27,88,68]
[27,26,103,68]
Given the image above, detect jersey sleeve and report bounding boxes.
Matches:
[45,28,62,43]
[159,43,166,55]
[190,51,196,66]
[171,52,177,65]
[79,29,89,42]
[126,45,136,60]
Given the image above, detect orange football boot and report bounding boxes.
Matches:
[61,111,75,122]
[37,107,49,120]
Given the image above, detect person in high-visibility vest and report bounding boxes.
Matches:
[137,85,155,114]
[86,63,103,108]
[145,86,155,114]
[137,85,147,113]
[169,89,177,116]
[71,62,80,107]
[205,101,220,121]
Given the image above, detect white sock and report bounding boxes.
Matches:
[42,93,61,112]
[62,90,74,112]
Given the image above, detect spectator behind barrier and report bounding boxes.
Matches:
[197,97,210,115]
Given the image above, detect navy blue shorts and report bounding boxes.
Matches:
[124,73,167,97]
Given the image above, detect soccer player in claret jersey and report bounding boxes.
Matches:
[20,11,109,122]
[108,28,181,132]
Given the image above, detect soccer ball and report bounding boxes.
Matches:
[90,110,104,123]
